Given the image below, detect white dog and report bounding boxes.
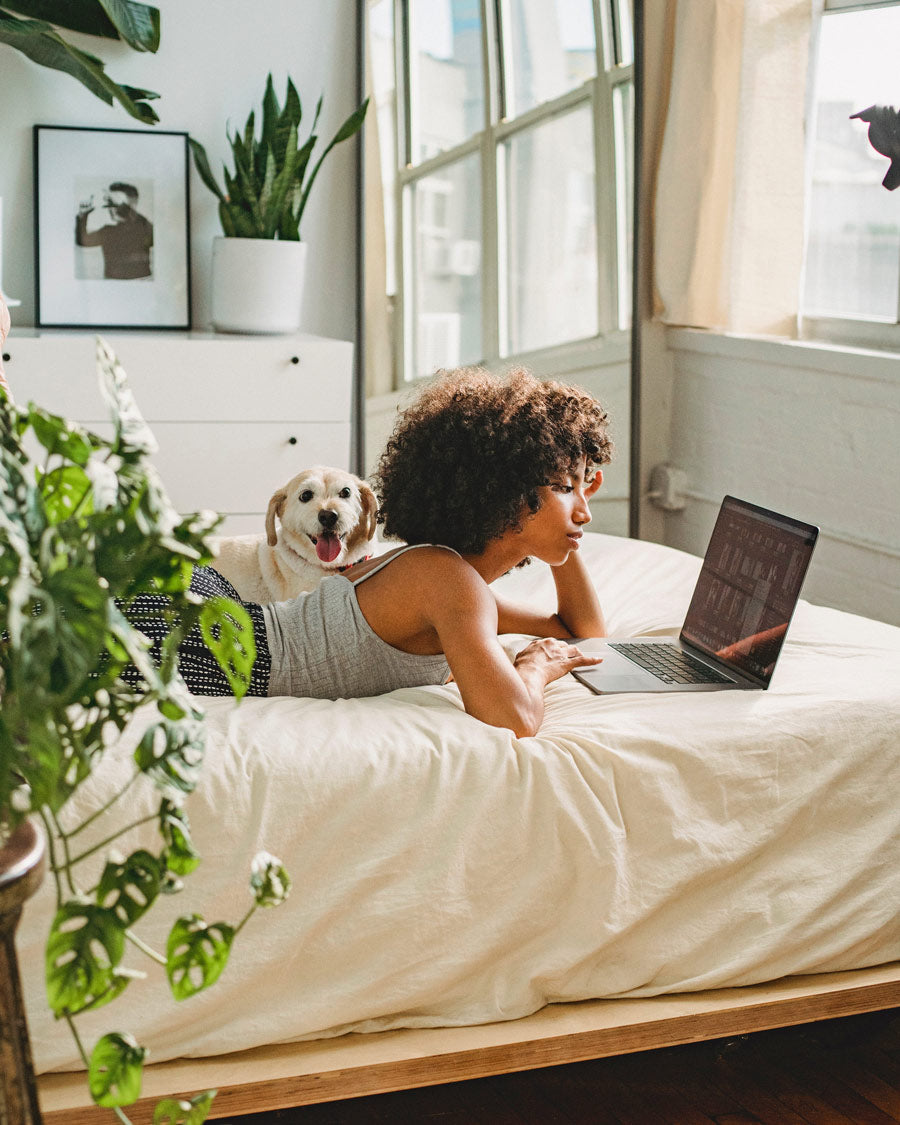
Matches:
[211,466,378,602]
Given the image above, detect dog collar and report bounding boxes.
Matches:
[337,554,371,573]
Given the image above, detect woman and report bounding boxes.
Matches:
[129,366,613,736]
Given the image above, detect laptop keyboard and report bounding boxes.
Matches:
[610,642,734,685]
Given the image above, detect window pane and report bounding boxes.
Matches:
[501,0,596,118]
[502,106,597,354]
[408,0,485,163]
[408,155,482,379]
[802,6,900,321]
[613,80,634,329]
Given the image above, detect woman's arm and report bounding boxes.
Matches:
[431,565,602,737]
[492,551,606,640]
[550,550,606,638]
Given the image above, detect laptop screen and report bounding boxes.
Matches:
[680,496,819,685]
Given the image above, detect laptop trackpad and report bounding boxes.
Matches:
[572,641,661,693]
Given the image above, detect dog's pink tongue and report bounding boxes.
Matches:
[316,533,342,563]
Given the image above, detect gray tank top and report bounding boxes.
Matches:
[262,543,454,699]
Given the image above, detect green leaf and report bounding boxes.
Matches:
[97,849,162,925]
[88,1032,148,1108]
[96,337,159,457]
[158,798,200,876]
[38,464,94,523]
[250,852,291,908]
[153,1090,216,1125]
[3,0,160,51]
[166,915,234,1000]
[273,76,302,166]
[0,11,160,124]
[260,72,281,152]
[96,0,160,51]
[134,719,205,795]
[296,98,369,234]
[188,138,226,204]
[29,408,95,465]
[198,597,256,699]
[46,900,126,1017]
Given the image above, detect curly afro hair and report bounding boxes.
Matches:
[372,366,613,555]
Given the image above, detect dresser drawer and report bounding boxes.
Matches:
[6,331,356,530]
[130,421,351,515]
[3,332,353,422]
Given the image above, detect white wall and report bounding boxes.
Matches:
[0,0,359,340]
[660,329,900,625]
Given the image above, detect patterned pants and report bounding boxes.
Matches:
[119,566,271,697]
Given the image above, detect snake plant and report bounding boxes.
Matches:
[189,74,369,240]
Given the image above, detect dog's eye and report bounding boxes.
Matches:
[299,490,314,503]
[339,487,352,499]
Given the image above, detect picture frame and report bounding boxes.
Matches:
[33,125,191,330]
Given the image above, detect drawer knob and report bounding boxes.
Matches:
[288,435,298,445]
[2,353,9,363]
[290,355,300,365]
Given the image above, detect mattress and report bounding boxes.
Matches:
[19,532,900,1073]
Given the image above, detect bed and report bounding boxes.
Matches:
[21,531,900,1122]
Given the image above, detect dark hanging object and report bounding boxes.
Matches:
[850,105,900,190]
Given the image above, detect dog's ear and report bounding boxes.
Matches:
[265,489,287,546]
[359,482,378,542]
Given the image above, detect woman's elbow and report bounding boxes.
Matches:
[466,700,542,738]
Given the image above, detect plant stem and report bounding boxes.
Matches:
[64,1012,91,1069]
[55,813,157,870]
[125,928,166,966]
[233,903,257,939]
[38,806,64,906]
[67,769,140,838]
[49,806,79,897]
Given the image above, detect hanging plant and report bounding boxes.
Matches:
[0,0,162,124]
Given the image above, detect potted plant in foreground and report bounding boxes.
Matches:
[190,74,368,334]
[0,339,290,1124]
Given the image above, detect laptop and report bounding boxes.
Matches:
[572,496,819,695]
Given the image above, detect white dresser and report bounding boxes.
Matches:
[3,330,354,535]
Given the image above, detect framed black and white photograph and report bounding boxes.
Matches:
[34,125,191,329]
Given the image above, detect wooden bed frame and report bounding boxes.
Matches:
[38,960,900,1123]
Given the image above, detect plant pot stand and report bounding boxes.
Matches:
[1,819,46,1125]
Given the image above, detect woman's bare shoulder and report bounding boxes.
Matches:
[348,542,476,586]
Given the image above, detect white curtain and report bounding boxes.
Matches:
[653,0,819,336]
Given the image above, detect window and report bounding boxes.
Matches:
[369,0,634,384]
[801,0,900,347]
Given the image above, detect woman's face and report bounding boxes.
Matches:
[518,458,602,564]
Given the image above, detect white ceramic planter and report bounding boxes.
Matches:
[211,236,307,334]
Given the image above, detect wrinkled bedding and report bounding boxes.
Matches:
[21,533,900,1073]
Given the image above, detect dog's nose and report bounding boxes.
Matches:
[318,509,339,529]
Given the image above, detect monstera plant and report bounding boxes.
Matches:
[0,340,289,1122]
[0,0,161,124]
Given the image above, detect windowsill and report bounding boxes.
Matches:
[665,325,900,383]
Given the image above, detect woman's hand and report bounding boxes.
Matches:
[513,637,603,688]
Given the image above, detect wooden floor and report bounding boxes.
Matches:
[232,1007,900,1124]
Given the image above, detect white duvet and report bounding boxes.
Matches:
[19,533,900,1073]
